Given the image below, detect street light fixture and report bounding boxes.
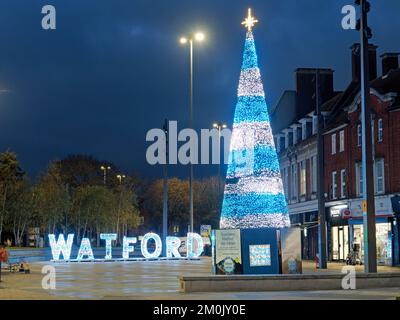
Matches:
[100,165,111,185]
[194,32,205,42]
[116,174,126,185]
[355,0,377,273]
[179,30,206,233]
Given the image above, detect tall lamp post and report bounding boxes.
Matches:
[212,122,227,189]
[355,0,377,273]
[100,165,111,185]
[162,119,169,256]
[180,31,205,233]
[315,69,327,269]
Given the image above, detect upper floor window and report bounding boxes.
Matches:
[375,158,385,194]
[283,167,289,201]
[356,160,385,196]
[357,124,362,146]
[356,162,363,197]
[331,134,336,155]
[302,122,307,140]
[340,169,346,198]
[300,160,306,197]
[311,156,317,194]
[332,171,337,199]
[378,118,383,142]
[291,163,298,201]
[339,130,345,152]
[312,116,318,135]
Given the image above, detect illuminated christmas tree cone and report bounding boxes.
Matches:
[220,9,290,229]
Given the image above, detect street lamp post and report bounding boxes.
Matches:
[162,119,169,256]
[213,122,227,187]
[180,31,205,233]
[356,0,377,273]
[315,69,327,269]
[100,165,111,185]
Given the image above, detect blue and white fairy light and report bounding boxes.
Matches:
[48,232,205,262]
[77,238,95,261]
[220,11,290,230]
[166,236,182,258]
[100,233,117,259]
[140,232,162,259]
[48,234,74,261]
[122,236,137,259]
[187,233,204,259]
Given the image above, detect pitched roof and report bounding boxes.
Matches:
[324,68,400,131]
[371,68,400,94]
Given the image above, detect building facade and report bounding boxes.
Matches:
[271,68,336,260]
[323,48,400,266]
[272,44,400,265]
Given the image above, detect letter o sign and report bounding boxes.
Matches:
[140,233,162,259]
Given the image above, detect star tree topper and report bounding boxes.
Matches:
[242,8,258,31]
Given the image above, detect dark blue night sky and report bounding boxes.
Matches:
[0,0,399,180]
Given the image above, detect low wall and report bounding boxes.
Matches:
[179,273,400,293]
[7,247,143,263]
[8,249,51,263]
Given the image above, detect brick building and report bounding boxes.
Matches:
[272,43,400,265]
[323,46,400,265]
[271,68,337,260]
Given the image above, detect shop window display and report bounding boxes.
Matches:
[352,223,392,265]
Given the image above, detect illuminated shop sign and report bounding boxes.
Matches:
[330,205,348,218]
[49,232,204,262]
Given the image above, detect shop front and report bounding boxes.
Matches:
[349,218,392,265]
[348,195,395,266]
[289,211,318,260]
[328,204,350,262]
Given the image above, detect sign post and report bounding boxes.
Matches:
[215,229,242,274]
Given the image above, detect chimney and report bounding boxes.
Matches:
[380,53,399,76]
[294,68,334,118]
[351,43,378,82]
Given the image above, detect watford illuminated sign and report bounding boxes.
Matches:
[49,232,204,262]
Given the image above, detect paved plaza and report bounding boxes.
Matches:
[0,258,400,299]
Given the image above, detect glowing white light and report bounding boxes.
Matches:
[100,233,117,259]
[195,32,205,42]
[180,37,188,44]
[49,234,74,261]
[76,238,94,261]
[241,8,258,32]
[122,236,137,259]
[140,232,162,259]
[224,175,284,195]
[220,213,290,229]
[238,68,265,97]
[230,122,274,152]
[186,233,204,259]
[219,27,290,229]
[166,236,182,258]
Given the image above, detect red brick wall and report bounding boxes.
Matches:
[324,127,349,200]
[324,93,400,199]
